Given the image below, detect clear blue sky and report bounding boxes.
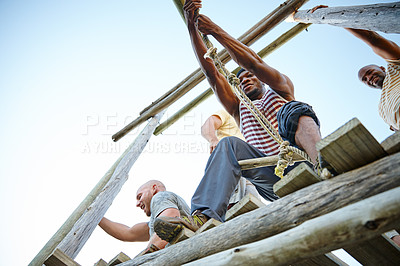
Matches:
[1,1,399,265]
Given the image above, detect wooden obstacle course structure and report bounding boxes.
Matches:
[30,1,400,265]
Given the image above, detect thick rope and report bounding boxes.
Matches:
[203,41,312,178]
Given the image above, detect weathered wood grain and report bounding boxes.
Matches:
[44,249,80,266]
[292,2,400,33]
[381,131,400,155]
[273,162,321,197]
[195,219,222,235]
[119,152,400,266]
[94,259,107,266]
[225,193,265,221]
[185,187,400,266]
[316,118,386,173]
[109,252,131,266]
[56,111,165,259]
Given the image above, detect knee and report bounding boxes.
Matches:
[215,136,242,151]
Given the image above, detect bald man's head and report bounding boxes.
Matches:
[135,180,166,216]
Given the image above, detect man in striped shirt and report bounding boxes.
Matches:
[346,28,400,131]
[154,0,322,238]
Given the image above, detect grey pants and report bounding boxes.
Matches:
[191,136,301,221]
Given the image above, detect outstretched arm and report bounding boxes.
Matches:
[346,28,400,60]
[196,14,295,101]
[183,0,241,121]
[99,218,150,242]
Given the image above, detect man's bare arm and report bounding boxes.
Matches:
[346,28,400,60]
[183,0,241,121]
[196,14,295,101]
[201,115,222,154]
[99,218,149,242]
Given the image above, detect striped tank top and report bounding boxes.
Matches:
[379,59,400,130]
[239,87,287,156]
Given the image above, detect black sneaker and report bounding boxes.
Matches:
[154,211,208,242]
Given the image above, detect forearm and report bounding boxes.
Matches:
[99,218,149,242]
[210,25,262,73]
[346,28,400,60]
[99,217,130,241]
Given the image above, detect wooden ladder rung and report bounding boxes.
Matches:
[225,193,265,221]
[44,249,80,266]
[108,252,131,266]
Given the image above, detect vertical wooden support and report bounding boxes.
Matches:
[292,2,400,34]
[51,111,165,260]
[29,113,164,266]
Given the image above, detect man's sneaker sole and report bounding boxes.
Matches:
[154,218,184,242]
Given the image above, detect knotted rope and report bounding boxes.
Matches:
[202,34,312,178]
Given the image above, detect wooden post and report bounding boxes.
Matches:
[153,23,311,135]
[29,116,159,266]
[292,2,400,34]
[120,152,400,266]
[112,0,310,142]
[185,187,400,266]
[54,111,165,259]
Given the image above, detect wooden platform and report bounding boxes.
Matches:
[44,249,80,266]
[274,118,400,266]
[225,193,265,221]
[108,252,131,266]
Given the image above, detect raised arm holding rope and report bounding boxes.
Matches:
[153,0,324,241]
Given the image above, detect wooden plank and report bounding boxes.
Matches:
[55,111,165,259]
[44,249,80,266]
[343,235,400,265]
[108,252,131,266]
[239,153,305,170]
[225,193,265,221]
[123,151,400,266]
[292,2,400,34]
[184,188,400,266]
[381,131,400,155]
[273,162,321,197]
[195,218,222,235]
[112,0,310,142]
[316,118,386,174]
[292,253,347,266]
[94,259,108,266]
[169,227,195,245]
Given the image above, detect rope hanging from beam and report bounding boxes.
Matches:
[200,32,312,178]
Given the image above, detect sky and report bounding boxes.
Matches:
[1,1,399,265]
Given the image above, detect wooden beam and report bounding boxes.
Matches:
[316,118,386,174]
[225,193,265,221]
[121,151,400,265]
[112,0,310,142]
[55,111,165,259]
[184,187,400,266]
[94,259,108,266]
[292,2,400,34]
[239,153,305,170]
[170,227,195,245]
[29,119,156,266]
[195,219,222,235]
[381,131,400,155]
[153,23,311,135]
[273,162,321,197]
[43,249,80,266]
[109,252,131,266]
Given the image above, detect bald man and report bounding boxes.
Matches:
[99,180,190,255]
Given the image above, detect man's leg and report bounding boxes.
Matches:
[191,136,295,222]
[277,101,321,164]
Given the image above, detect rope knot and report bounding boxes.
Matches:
[274,141,294,178]
[228,73,241,87]
[204,47,218,61]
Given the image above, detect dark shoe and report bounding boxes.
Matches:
[154,210,208,242]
